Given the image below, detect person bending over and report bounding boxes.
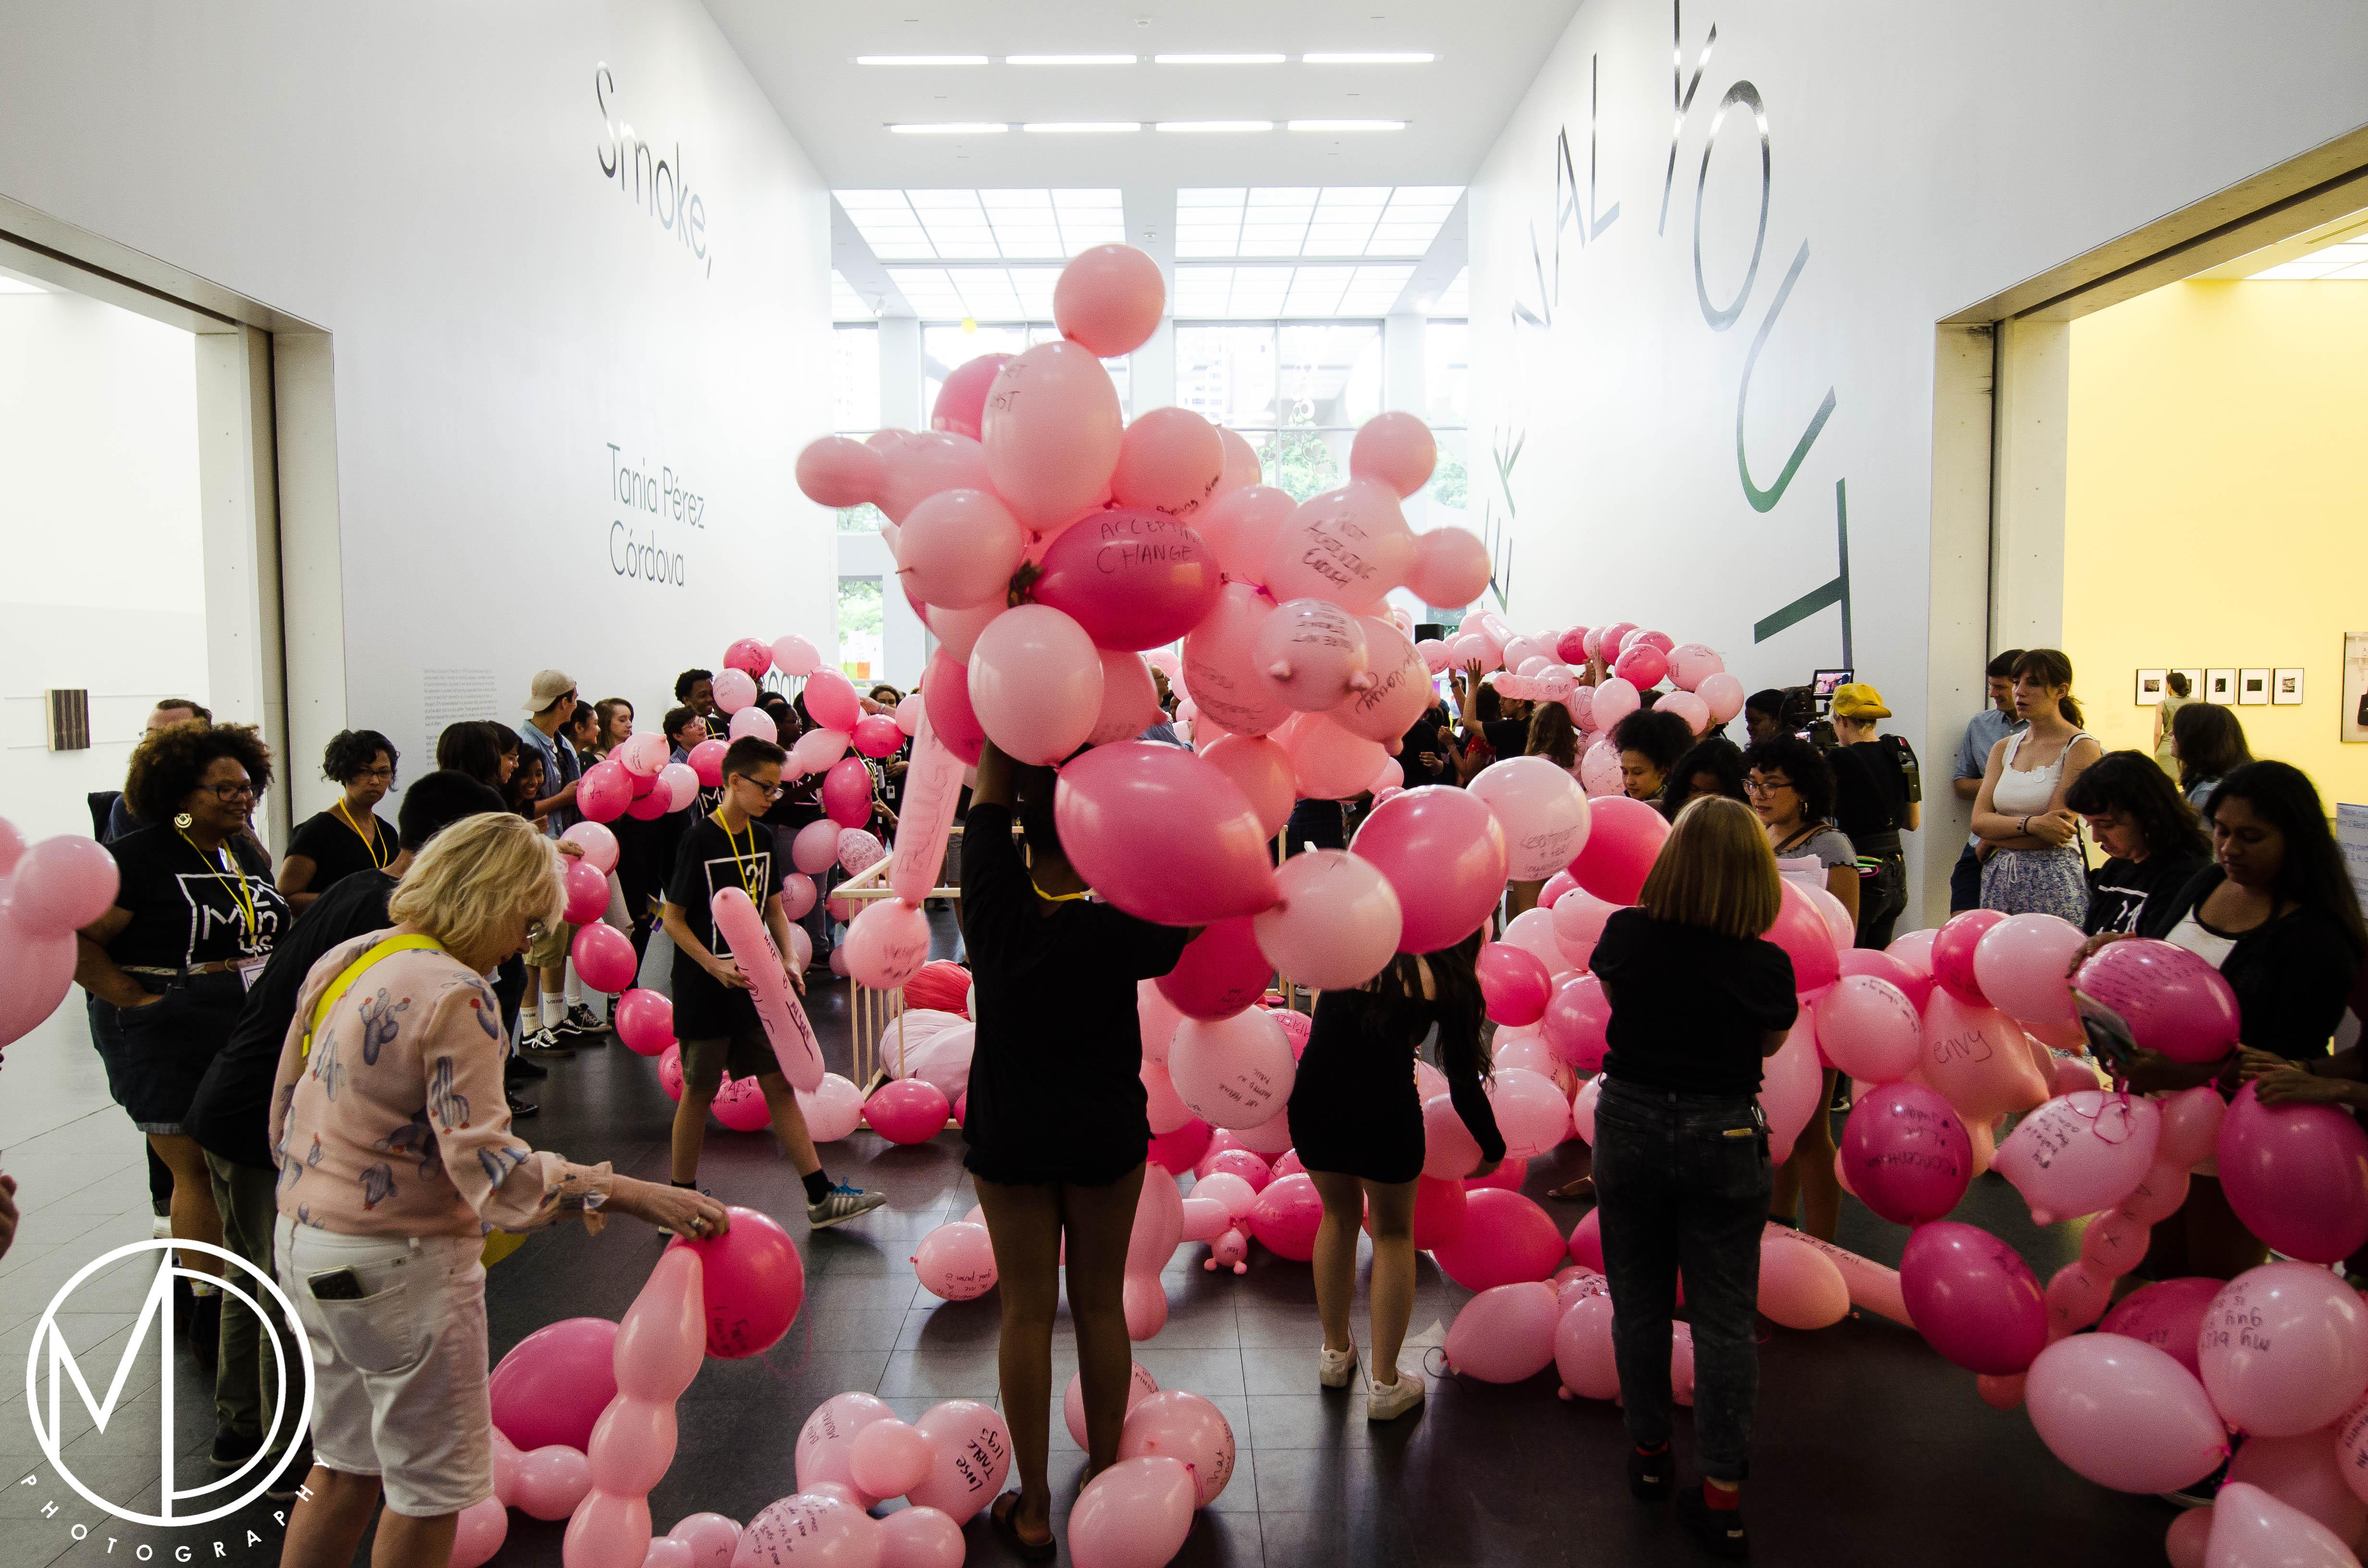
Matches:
[659,736,884,1227]
[962,738,1192,1560]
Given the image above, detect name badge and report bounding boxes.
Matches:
[237,957,268,992]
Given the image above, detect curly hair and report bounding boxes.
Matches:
[1740,734,1837,825]
[1612,709,1693,775]
[124,722,274,824]
[321,728,397,783]
[2063,750,2210,863]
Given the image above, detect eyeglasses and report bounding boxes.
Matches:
[735,777,786,800]
[204,782,257,801]
[355,766,395,781]
[1744,777,1794,797]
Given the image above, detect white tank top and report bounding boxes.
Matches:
[1993,728,2086,818]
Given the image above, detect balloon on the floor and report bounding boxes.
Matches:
[1117,1391,1236,1508]
[490,1317,618,1452]
[1066,1361,1159,1447]
[912,1220,996,1301]
[864,1077,949,1144]
[795,1072,865,1143]
[1068,1456,1197,1568]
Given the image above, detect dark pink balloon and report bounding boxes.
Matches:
[1899,1221,2048,1375]
[1837,946,1933,1010]
[1611,644,1669,691]
[687,738,728,788]
[1567,1207,1603,1272]
[852,713,905,759]
[822,758,874,829]
[1931,909,2006,1006]
[2073,937,2244,1065]
[921,648,985,765]
[931,352,1014,441]
[1429,1189,1564,1292]
[489,1318,618,1451]
[1147,1118,1214,1175]
[1029,508,1221,651]
[1768,879,1842,992]
[1554,628,1592,665]
[1840,1083,1973,1225]
[2099,1276,2223,1378]
[1541,972,1612,1073]
[1157,918,1274,1021]
[1053,742,1280,925]
[1565,796,1666,905]
[665,1207,806,1359]
[1348,786,1509,954]
[723,637,773,677]
[577,760,633,823]
[1476,942,1552,1027]
[2217,1082,2368,1265]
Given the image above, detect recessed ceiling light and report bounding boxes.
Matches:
[1007,54,1139,65]
[1154,53,1286,65]
[1287,119,1406,131]
[1156,120,1277,133]
[887,122,1009,134]
[856,55,990,65]
[1023,122,1143,133]
[1302,52,1436,64]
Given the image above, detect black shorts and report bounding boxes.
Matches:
[678,1022,777,1095]
[95,972,245,1134]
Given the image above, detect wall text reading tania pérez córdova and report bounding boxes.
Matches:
[608,442,702,588]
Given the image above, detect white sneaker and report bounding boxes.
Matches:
[1318,1344,1359,1388]
[1367,1368,1425,1421]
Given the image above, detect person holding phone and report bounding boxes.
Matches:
[270,811,728,1568]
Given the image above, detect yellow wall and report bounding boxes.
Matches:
[2064,281,2368,808]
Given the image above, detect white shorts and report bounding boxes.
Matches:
[276,1217,494,1518]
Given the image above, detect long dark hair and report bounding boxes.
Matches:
[2063,750,2210,863]
[1525,701,1577,768]
[2208,761,2368,959]
[2171,702,2252,793]
[1662,736,1747,817]
[1368,929,1489,1090]
[2010,648,2084,728]
[434,721,504,787]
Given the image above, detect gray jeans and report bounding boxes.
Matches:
[204,1152,287,1439]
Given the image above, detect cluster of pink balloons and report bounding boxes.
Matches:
[787,1392,1012,1544]
[0,818,118,1049]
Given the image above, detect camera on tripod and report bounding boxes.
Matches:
[1776,668,1852,749]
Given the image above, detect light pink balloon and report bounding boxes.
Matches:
[2023,1334,2229,1493]
[2074,937,2246,1064]
[795,1392,895,1498]
[1116,1389,1236,1507]
[1972,912,2088,1026]
[1469,755,1593,881]
[931,352,1013,442]
[2208,1482,2360,1568]
[513,1444,595,1520]
[1497,906,1564,977]
[1351,785,1509,953]
[562,821,621,875]
[1487,1067,1572,1161]
[1922,990,2051,1124]
[666,1516,741,1568]
[875,1507,963,1568]
[1329,616,1432,744]
[1085,650,1164,747]
[1181,581,1292,736]
[966,604,1103,765]
[1111,405,1225,518]
[725,708,776,744]
[894,694,925,736]
[708,670,757,717]
[1554,1292,1621,1400]
[843,899,931,991]
[1252,848,1404,990]
[1263,480,1416,607]
[1445,1281,1559,1383]
[1666,643,1725,691]
[729,1495,878,1568]
[1757,1232,1851,1329]
[1346,409,1437,498]
[875,429,996,527]
[1550,888,1618,970]
[1541,972,1612,1072]
[660,763,700,813]
[1655,688,1711,736]
[903,1400,1011,1524]
[893,488,1025,610]
[1066,1456,1195,1568]
[797,435,886,508]
[1420,1092,1484,1180]
[1194,484,1294,587]
[1406,527,1491,608]
[1169,1009,1295,1129]
[2227,1429,2368,1544]
[1814,975,1924,1083]
[795,1072,863,1141]
[982,342,1123,531]
[2201,1262,2368,1437]
[1054,741,1280,924]
[769,635,822,678]
[1203,734,1295,837]
[1284,714,1386,801]
[1759,1022,1825,1163]
[1697,672,1746,724]
[1994,1090,2161,1225]
[1254,598,1372,711]
[1590,676,1640,734]
[1065,1362,1159,1450]
[1054,243,1164,357]
[451,1494,508,1568]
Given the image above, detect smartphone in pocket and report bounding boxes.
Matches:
[308,1266,367,1302]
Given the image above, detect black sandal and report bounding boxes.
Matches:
[990,1491,1057,1562]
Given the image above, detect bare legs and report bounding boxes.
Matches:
[974,1164,1147,1548]
[280,1468,455,1568]
[670,1066,820,1185]
[148,1132,222,1277]
[1769,1069,1840,1241]
[1309,1172,1419,1382]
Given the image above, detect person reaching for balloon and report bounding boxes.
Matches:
[1286,931,1502,1421]
[961,738,1193,1561]
[1589,797,1799,1559]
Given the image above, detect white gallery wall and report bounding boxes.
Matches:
[0,0,835,832]
[1467,0,2368,911]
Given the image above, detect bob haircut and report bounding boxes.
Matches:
[387,811,564,957]
[1636,796,1782,940]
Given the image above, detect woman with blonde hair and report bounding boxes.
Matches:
[271,811,727,1568]
[1590,796,1799,1559]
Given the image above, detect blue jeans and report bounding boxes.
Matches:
[1592,1079,1773,1483]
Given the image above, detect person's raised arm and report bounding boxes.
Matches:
[972,738,1019,809]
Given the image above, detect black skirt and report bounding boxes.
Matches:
[1286,991,1427,1184]
[95,971,246,1132]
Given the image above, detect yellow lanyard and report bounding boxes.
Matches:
[178,828,259,942]
[1030,877,1089,904]
[711,810,765,903]
[333,799,389,870]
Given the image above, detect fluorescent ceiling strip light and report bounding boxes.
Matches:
[1007,54,1138,65]
[1302,52,1436,64]
[1154,53,1286,65]
[1287,120,1406,132]
[856,55,989,65]
[1156,121,1275,133]
[888,122,1008,134]
[1023,122,1142,133]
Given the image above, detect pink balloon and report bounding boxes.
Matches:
[711,669,758,717]
[2073,937,2245,1064]
[930,352,1013,441]
[1758,1232,1851,1329]
[1923,989,2051,1123]
[1157,918,1272,1021]
[1445,1281,1559,1383]
[1065,1363,1159,1449]
[2202,1261,2368,1437]
[1405,527,1491,608]
[1655,689,1711,736]
[5,834,118,936]
[1464,1155,1528,1194]
[1563,795,1665,906]
[1202,734,1295,837]
[1971,912,2088,1026]
[1328,616,1432,745]
[1031,510,1222,652]
[894,694,925,736]
[1930,908,2005,1005]
[511,1444,594,1520]
[666,1515,741,1568]
[1759,1022,1825,1163]
[1468,755,1593,882]
[1666,643,1725,690]
[1838,946,1932,1009]
[1589,677,1640,735]
[821,757,873,830]
[1554,1293,1621,1400]
[684,740,728,792]
[1548,888,1617,971]
[797,671,856,735]
[730,1495,877,1568]
[1252,598,1372,712]
[875,429,995,527]
[771,635,823,678]
[1169,1008,1294,1128]
[1262,480,1416,607]
[910,1220,998,1302]
[851,714,904,760]
[1537,870,1578,910]
[1283,714,1386,801]
[1611,643,1669,691]
[578,760,634,823]
[778,825,832,882]
[1193,484,1294,588]
[796,434,886,507]
[1346,409,1438,498]
[1246,1172,1324,1261]
[2099,1277,2221,1377]
[573,923,637,993]
[1994,1090,2161,1225]
[1899,1220,2048,1374]
[614,989,676,1057]
[2208,1481,2359,1568]
[451,1494,508,1568]
[894,488,1025,611]
[875,1507,963,1568]
[1179,580,1290,736]
[1111,405,1226,519]
[1350,785,1508,953]
[1837,1082,1972,1224]
[795,1391,895,1495]
[1477,942,1553,1027]
[1084,650,1162,748]
[660,762,700,813]
[1814,975,1923,1082]
[1054,243,1164,357]
[967,604,1104,765]
[726,708,777,744]
[1430,1188,1564,1291]
[927,600,1003,666]
[843,899,931,992]
[559,821,620,877]
[492,1318,618,1452]
[919,649,986,766]
[1055,742,1279,924]
[2023,1333,2229,1492]
[2218,1083,2368,1264]
[2227,1429,2368,1544]
[1541,973,1612,1073]
[1116,1390,1236,1507]
[1066,1456,1195,1568]
[1252,849,1404,991]
[1765,879,1842,993]
[560,858,610,925]
[1197,1144,1271,1190]
[866,1078,950,1145]
[1212,426,1261,498]
[983,342,1123,531]
[1487,1067,1572,1161]
[666,1207,806,1359]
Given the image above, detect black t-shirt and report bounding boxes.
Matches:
[286,807,397,899]
[1398,709,1454,787]
[2084,853,2209,938]
[186,870,397,1170]
[667,813,789,1035]
[105,826,290,971]
[1831,741,1910,847]
[1591,908,1799,1097]
[1481,718,1529,763]
[960,803,1191,1183]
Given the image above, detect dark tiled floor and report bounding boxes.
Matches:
[0,914,2176,1567]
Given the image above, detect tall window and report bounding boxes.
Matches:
[1415,319,1469,539]
[830,325,888,533]
[837,576,883,680]
[1175,322,1383,500]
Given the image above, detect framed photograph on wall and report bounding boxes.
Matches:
[2238,668,2271,706]
[2207,668,2237,701]
[2134,669,2168,705]
[2342,635,2368,742]
[2273,668,2305,705]
[2173,668,2204,701]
